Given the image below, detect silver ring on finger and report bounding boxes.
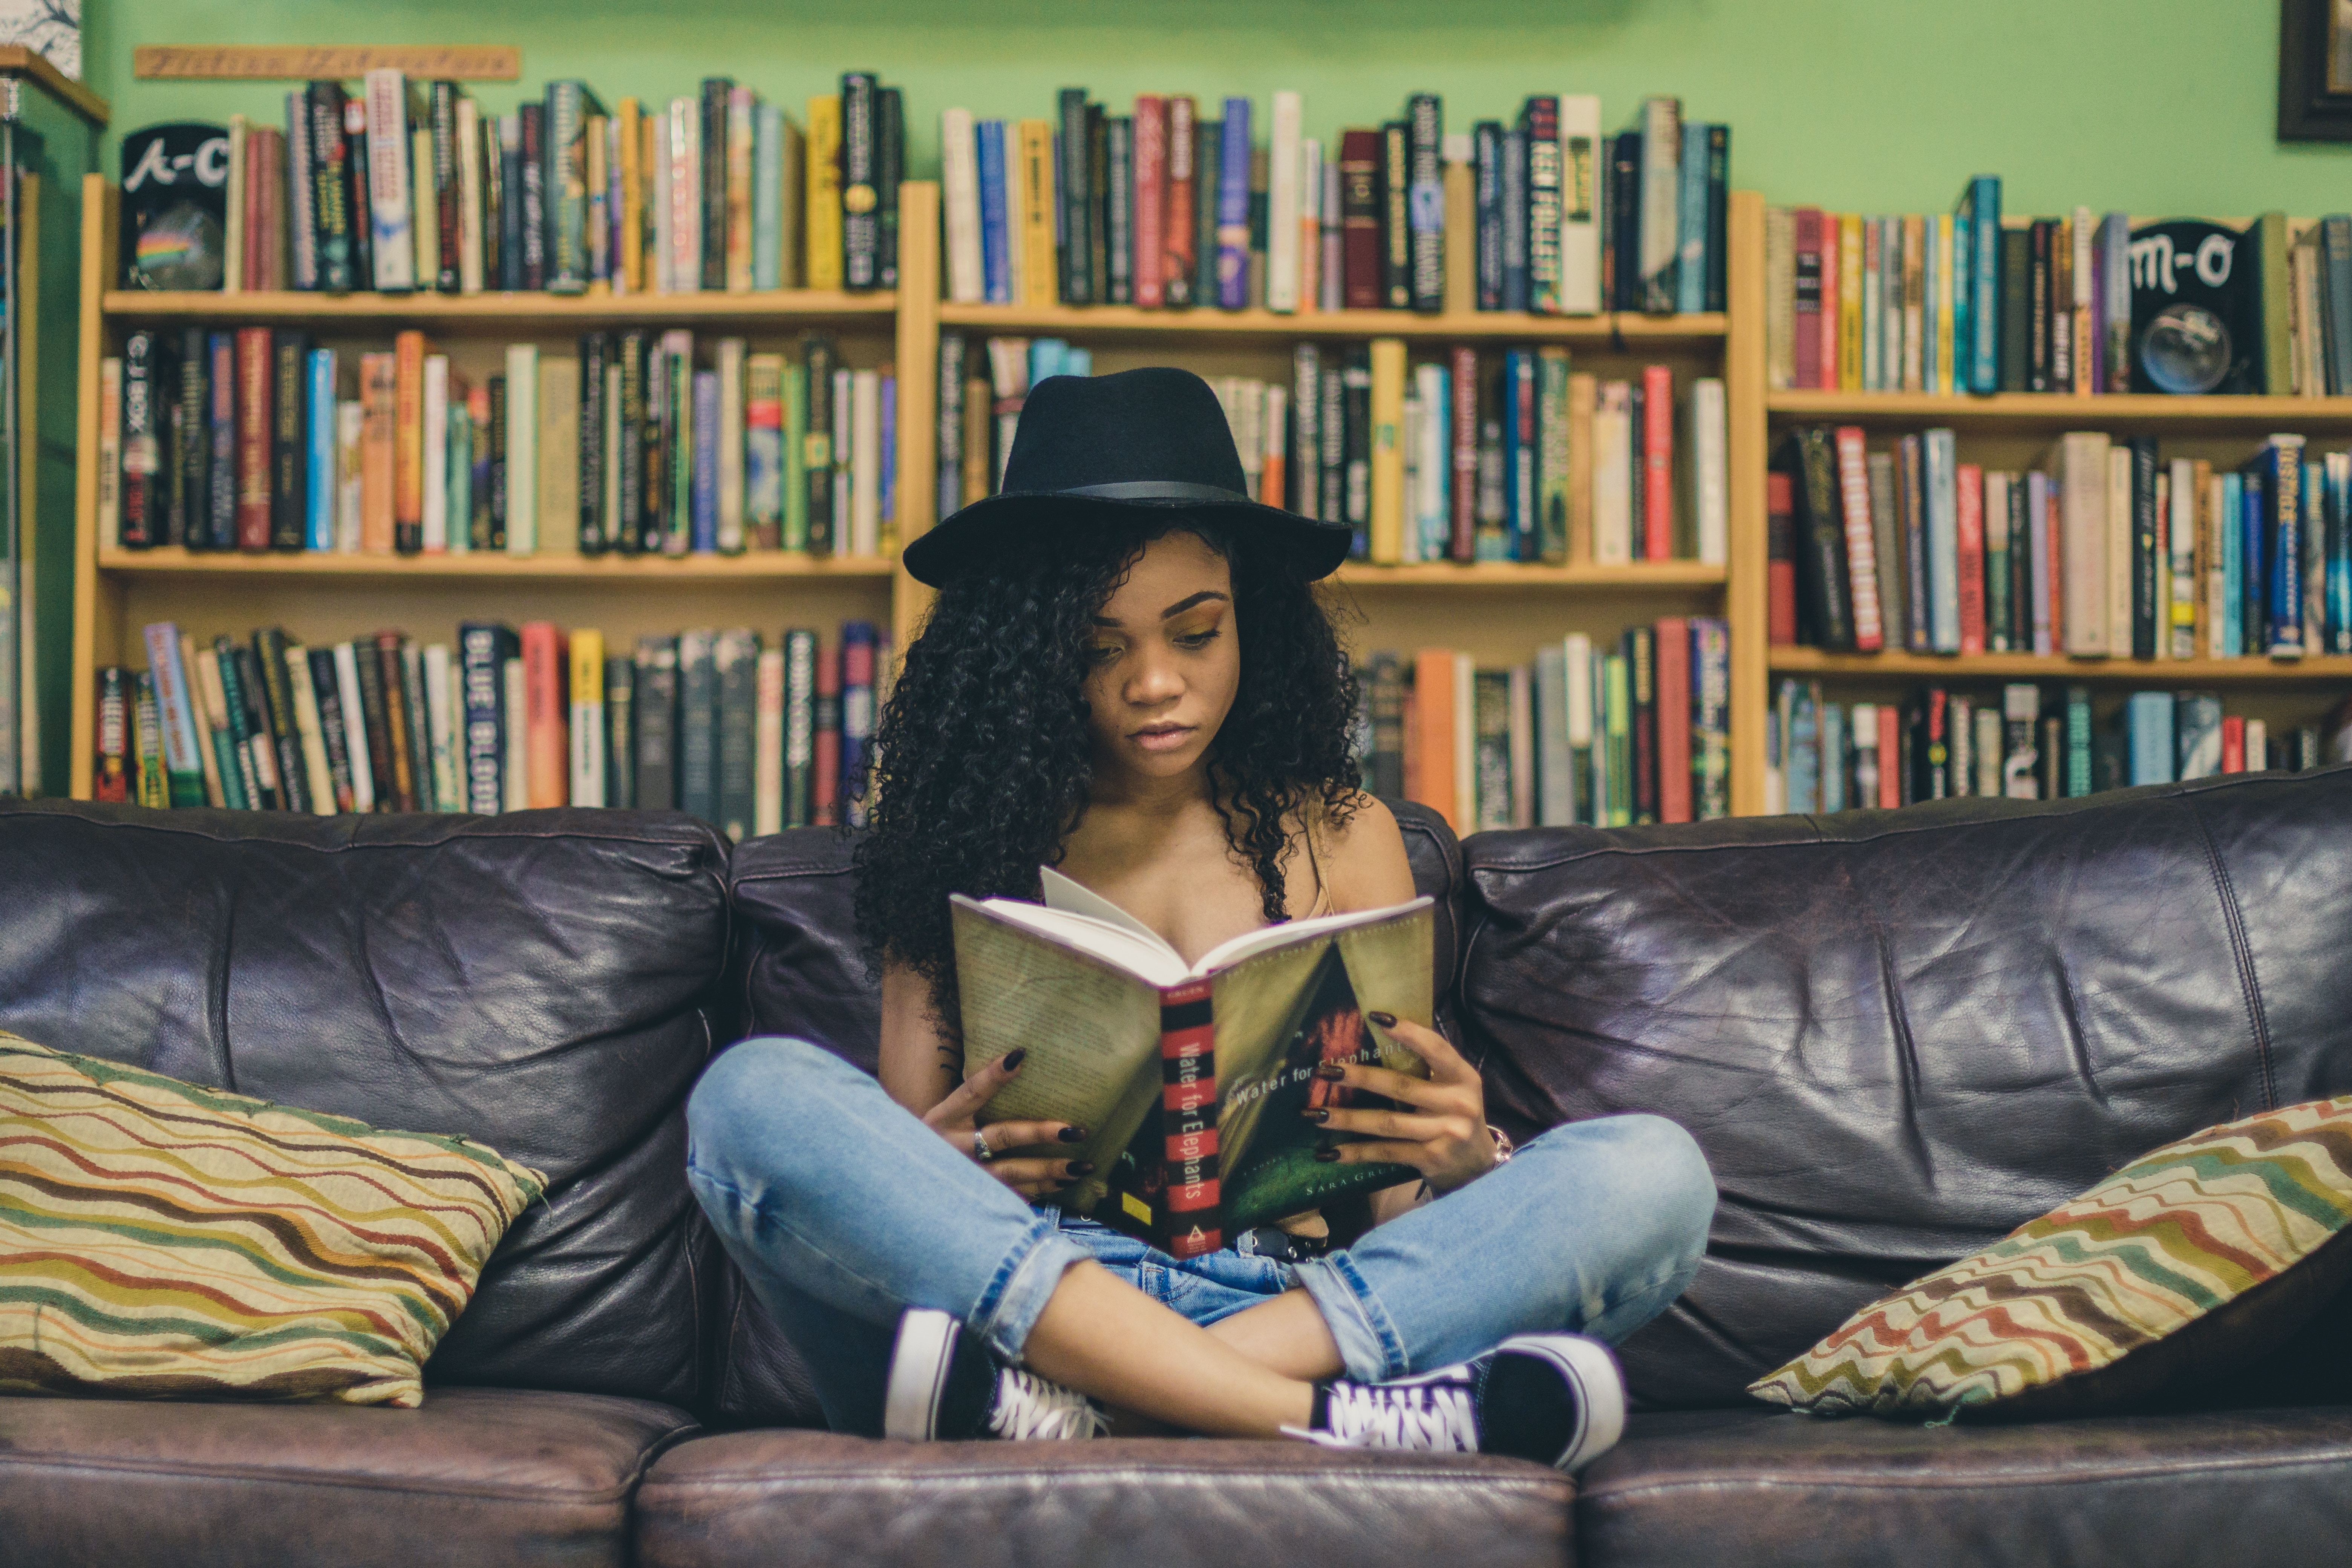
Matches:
[973,1127,995,1163]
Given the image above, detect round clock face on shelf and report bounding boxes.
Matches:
[2140,302,2233,394]
[2127,218,2262,396]
[132,204,225,292]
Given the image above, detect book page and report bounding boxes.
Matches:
[1191,895,1432,976]
[950,897,1163,1141]
[1039,866,1173,949]
[962,894,1190,988]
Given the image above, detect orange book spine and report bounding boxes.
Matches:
[393,329,426,554]
[1413,648,1456,831]
[1877,704,1902,807]
[359,351,397,554]
[234,327,273,550]
[521,621,570,808]
[1641,363,1674,560]
[1655,616,1692,824]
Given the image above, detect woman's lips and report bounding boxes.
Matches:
[1130,724,1195,753]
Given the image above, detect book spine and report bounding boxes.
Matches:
[1655,617,1692,823]
[1131,95,1167,309]
[141,623,205,806]
[305,648,351,811]
[1831,426,1883,651]
[1793,427,1854,649]
[305,349,337,550]
[430,81,461,291]
[1692,619,1731,819]
[1156,978,1221,1260]
[175,328,207,550]
[840,622,878,826]
[118,335,159,548]
[234,329,272,550]
[1215,100,1252,310]
[1104,115,1134,306]
[547,82,588,292]
[1766,471,1797,644]
[2133,435,2160,659]
[1523,98,1560,314]
[250,630,310,813]
[1161,98,1195,308]
[1925,428,1961,653]
[455,623,501,812]
[1404,93,1442,313]
[804,337,836,554]
[1956,463,1986,655]
[782,628,816,826]
[1378,119,1410,310]
[1338,129,1380,310]
[285,91,318,290]
[363,70,415,291]
[1472,121,1503,311]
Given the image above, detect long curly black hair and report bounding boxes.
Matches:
[853,511,1363,1043]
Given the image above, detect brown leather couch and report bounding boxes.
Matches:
[4,769,2349,1566]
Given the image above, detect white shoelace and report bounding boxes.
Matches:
[987,1367,1110,1441]
[1285,1378,1481,1453]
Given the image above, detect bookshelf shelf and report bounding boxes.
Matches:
[1333,561,1726,588]
[93,547,896,581]
[1770,648,2352,684]
[101,288,899,329]
[938,302,1726,346]
[1764,390,2352,431]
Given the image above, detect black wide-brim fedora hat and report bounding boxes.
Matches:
[902,364,1354,587]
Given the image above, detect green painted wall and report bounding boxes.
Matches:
[83,0,2352,219]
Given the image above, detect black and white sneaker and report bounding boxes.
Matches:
[882,1307,1108,1442]
[1285,1333,1626,1472]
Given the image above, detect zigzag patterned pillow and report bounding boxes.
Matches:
[1,1033,544,1407]
[1750,1097,2352,1420]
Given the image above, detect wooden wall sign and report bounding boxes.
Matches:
[133,46,520,81]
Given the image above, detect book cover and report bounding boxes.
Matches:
[1378,119,1410,310]
[427,81,460,292]
[1557,94,1602,314]
[804,94,843,291]
[678,628,719,823]
[1785,430,1854,650]
[783,628,817,826]
[715,627,760,841]
[119,334,161,548]
[812,640,842,826]
[1629,97,1680,313]
[1955,462,1986,655]
[840,621,879,827]
[392,330,425,553]
[1337,129,1380,310]
[841,74,880,291]
[1924,427,1961,653]
[633,635,678,811]
[234,328,272,551]
[1498,126,1528,314]
[1159,99,1193,308]
[1404,92,1442,314]
[1655,616,1692,824]
[1216,100,1252,311]
[1829,429,1884,649]
[362,70,417,291]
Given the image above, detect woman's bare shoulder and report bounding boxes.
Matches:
[1310,791,1418,910]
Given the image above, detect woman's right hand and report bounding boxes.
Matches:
[922,1048,1094,1199]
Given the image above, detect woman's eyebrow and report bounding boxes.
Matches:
[1092,590,1231,627]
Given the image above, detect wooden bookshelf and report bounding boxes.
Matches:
[939,301,1726,345]
[67,175,930,800]
[1332,561,1727,588]
[1767,390,2352,431]
[1770,648,2352,684]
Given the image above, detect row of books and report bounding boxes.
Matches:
[1772,427,2352,660]
[1766,678,2352,814]
[124,70,903,296]
[939,91,1727,316]
[1764,190,2352,400]
[96,620,891,841]
[101,328,893,558]
[937,334,1727,566]
[1355,620,1733,835]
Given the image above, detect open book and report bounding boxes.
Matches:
[951,868,1435,1257]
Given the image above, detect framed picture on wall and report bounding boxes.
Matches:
[2280,0,2352,139]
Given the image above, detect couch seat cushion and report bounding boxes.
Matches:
[0,1384,695,1568]
[636,1430,1570,1568]
[1577,1405,2352,1568]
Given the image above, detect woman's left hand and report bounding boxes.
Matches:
[1303,1012,1496,1195]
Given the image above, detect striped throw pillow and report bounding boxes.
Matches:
[1,1033,544,1407]
[1750,1097,2352,1420]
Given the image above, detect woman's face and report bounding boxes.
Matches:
[1081,530,1240,786]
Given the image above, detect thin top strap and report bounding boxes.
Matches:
[1300,807,1334,920]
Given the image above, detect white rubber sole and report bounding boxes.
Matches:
[1495,1332,1627,1472]
[882,1307,961,1441]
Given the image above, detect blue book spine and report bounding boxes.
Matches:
[977,120,1010,304]
[1675,121,1708,315]
[1818,702,1845,813]
[1787,682,1818,816]
[839,619,878,825]
[1964,176,2001,393]
[458,622,509,813]
[2222,472,2244,655]
[2126,691,2174,786]
[1925,428,1961,652]
[1216,99,1251,309]
[499,116,524,292]
[1028,337,1067,386]
[691,371,720,553]
[306,349,337,551]
[2270,439,2306,655]
[2330,456,2352,653]
[1499,129,1528,312]
[1499,352,1523,555]
[1473,121,1502,311]
[879,370,896,534]
[753,103,782,290]
[1063,347,1091,376]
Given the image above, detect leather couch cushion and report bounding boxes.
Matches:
[0,1386,696,1568]
[1459,769,2352,1409]
[634,1430,1569,1568]
[1579,1404,2352,1568]
[0,801,729,1408]
[711,800,1465,1429]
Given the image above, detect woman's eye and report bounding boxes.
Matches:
[1175,628,1221,650]
[1086,643,1122,664]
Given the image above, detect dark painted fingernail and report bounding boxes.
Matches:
[1313,1146,1340,1163]
[1314,1062,1347,1081]
[1059,1125,1088,1142]
[1004,1048,1027,1071]
[1367,1011,1396,1027]
[1299,1106,1329,1123]
[1067,1161,1095,1177]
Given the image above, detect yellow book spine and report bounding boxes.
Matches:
[1838,213,1863,392]
[1368,338,1407,564]
[569,629,605,808]
[804,95,843,291]
[1017,119,1058,308]
[1935,213,1956,396]
[617,100,643,293]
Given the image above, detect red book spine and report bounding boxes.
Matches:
[1956,463,1986,655]
[1793,207,1821,390]
[235,327,273,550]
[812,640,841,826]
[1163,96,1196,307]
[1158,978,1220,1259]
[1816,212,1839,395]
[1832,425,1884,651]
[2221,714,2246,773]
[1641,363,1674,561]
[521,620,569,808]
[1767,470,1798,645]
[1655,616,1692,824]
[1449,345,1477,560]
[1339,129,1381,311]
[1132,95,1166,309]
[1877,704,1902,807]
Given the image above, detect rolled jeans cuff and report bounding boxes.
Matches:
[1291,1250,1410,1382]
[972,1213,1089,1366]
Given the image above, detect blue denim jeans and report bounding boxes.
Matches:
[685,1036,1715,1437]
